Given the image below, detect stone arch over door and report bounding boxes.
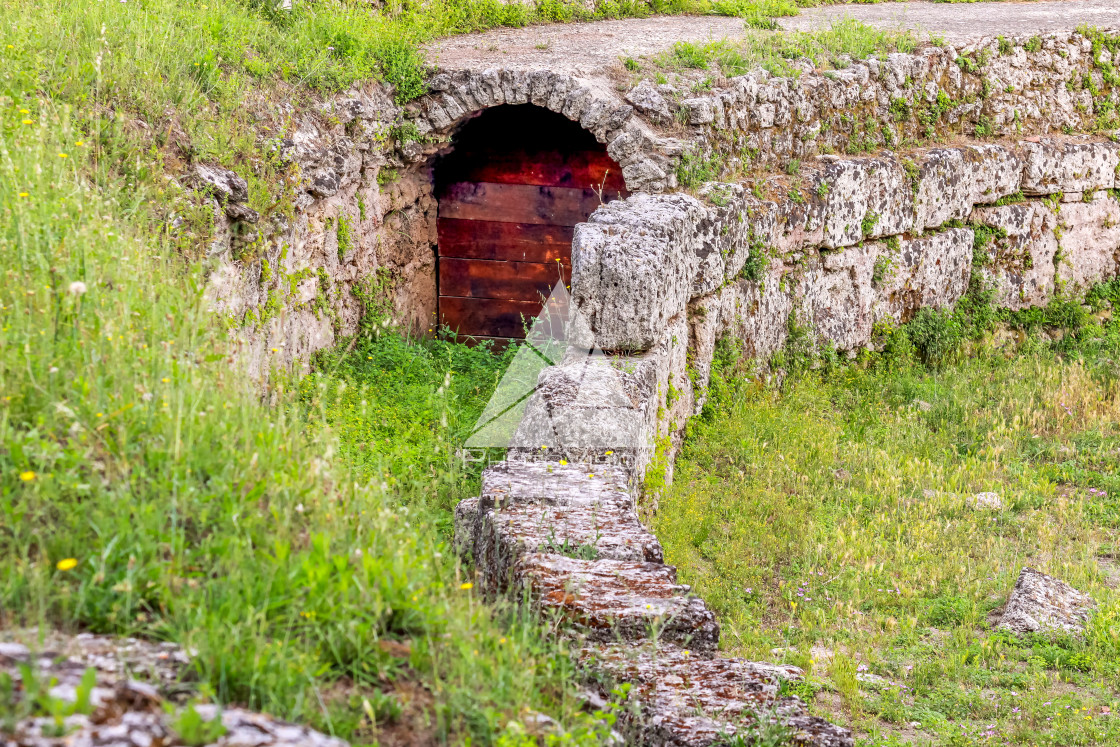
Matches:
[433,104,627,343]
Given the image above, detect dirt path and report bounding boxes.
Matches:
[430,0,1120,74]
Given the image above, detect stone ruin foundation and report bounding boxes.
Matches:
[194,27,1120,744]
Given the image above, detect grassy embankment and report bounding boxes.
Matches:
[656,284,1120,746]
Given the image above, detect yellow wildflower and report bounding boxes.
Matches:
[19,471,35,482]
[56,558,78,571]
[459,582,473,590]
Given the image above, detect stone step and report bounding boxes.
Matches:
[458,494,664,585]
[582,642,854,747]
[480,460,633,508]
[456,479,663,589]
[516,553,719,650]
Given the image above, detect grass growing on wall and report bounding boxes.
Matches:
[655,294,1120,746]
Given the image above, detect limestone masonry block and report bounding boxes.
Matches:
[816,156,914,249]
[584,643,854,747]
[572,194,707,350]
[799,244,877,351]
[913,146,1021,231]
[515,554,720,649]
[1020,139,1120,196]
[873,228,974,324]
[965,144,1023,205]
[1056,196,1120,292]
[458,494,664,592]
[481,461,633,507]
[971,202,1060,310]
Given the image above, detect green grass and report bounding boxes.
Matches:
[0,102,627,744]
[655,300,1120,745]
[649,18,920,81]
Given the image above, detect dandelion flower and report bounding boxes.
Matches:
[22,119,33,125]
[460,582,473,590]
[68,281,87,295]
[18,192,28,198]
[58,153,68,158]
[75,140,84,146]
[19,471,36,482]
[56,558,78,571]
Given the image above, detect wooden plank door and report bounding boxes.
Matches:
[435,106,626,343]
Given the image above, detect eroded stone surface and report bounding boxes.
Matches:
[873,228,974,325]
[517,554,719,650]
[0,633,346,747]
[583,643,853,747]
[1021,140,1120,196]
[972,201,1060,310]
[457,491,663,590]
[816,156,914,249]
[1056,195,1120,291]
[999,567,1095,635]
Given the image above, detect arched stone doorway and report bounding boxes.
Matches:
[434,104,626,343]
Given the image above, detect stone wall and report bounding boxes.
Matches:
[525,136,1119,483]
[198,29,1118,379]
[454,461,855,745]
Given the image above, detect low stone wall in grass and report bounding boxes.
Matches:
[517,136,1120,482]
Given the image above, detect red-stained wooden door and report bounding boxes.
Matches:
[436,106,626,343]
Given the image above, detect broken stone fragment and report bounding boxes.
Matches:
[224,202,260,224]
[583,642,853,746]
[968,491,1003,510]
[625,79,672,123]
[516,553,720,649]
[193,163,249,204]
[999,567,1095,636]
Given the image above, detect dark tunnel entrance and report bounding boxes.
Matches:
[434,104,627,343]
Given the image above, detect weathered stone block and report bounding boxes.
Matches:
[584,643,854,747]
[999,567,1095,636]
[459,494,664,591]
[965,144,1023,205]
[873,228,974,323]
[516,554,720,649]
[572,194,707,350]
[625,79,672,123]
[912,148,970,232]
[481,460,633,507]
[1020,139,1120,196]
[816,157,914,249]
[799,243,876,351]
[1056,196,1120,291]
[971,202,1059,310]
